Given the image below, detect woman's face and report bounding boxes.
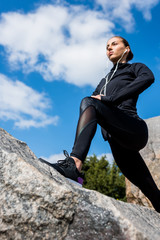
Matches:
[106,37,128,64]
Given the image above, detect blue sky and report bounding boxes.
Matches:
[0,0,160,163]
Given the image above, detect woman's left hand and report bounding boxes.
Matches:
[91,95,102,100]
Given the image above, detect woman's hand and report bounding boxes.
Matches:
[91,95,102,100]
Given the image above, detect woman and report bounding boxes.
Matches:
[40,36,160,212]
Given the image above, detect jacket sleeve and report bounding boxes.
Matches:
[92,78,106,96]
[101,63,155,105]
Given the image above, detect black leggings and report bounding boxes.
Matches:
[70,97,160,211]
[71,97,148,161]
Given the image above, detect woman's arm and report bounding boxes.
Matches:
[101,63,155,105]
[91,95,101,100]
[91,78,105,100]
[92,78,105,96]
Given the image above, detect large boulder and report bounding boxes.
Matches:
[0,128,160,240]
[126,116,160,209]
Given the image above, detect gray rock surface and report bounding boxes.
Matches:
[1,128,160,240]
[126,116,160,209]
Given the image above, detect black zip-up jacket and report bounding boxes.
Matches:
[92,62,155,116]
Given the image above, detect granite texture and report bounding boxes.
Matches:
[0,128,160,240]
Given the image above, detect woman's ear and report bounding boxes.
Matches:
[126,47,130,53]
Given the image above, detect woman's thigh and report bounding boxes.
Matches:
[81,97,148,151]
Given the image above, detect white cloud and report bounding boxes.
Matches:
[97,153,114,164]
[0,1,158,87]
[132,0,159,20]
[95,0,159,31]
[0,73,59,128]
[0,4,114,87]
[40,152,65,164]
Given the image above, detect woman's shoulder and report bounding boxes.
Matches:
[129,62,154,77]
[129,62,148,68]
[129,62,152,72]
[120,62,148,71]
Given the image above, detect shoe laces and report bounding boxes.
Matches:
[57,150,84,178]
[57,150,73,168]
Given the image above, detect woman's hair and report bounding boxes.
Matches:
[112,36,134,62]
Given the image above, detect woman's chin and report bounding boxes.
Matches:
[110,56,120,64]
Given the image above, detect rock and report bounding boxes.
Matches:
[126,116,160,209]
[0,128,160,240]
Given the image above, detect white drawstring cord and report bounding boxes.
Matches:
[100,51,126,96]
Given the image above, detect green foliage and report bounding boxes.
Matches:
[82,154,126,201]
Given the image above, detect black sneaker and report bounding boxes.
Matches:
[39,150,84,185]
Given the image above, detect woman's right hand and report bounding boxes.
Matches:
[91,95,102,100]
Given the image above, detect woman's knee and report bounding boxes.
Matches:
[80,97,95,114]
